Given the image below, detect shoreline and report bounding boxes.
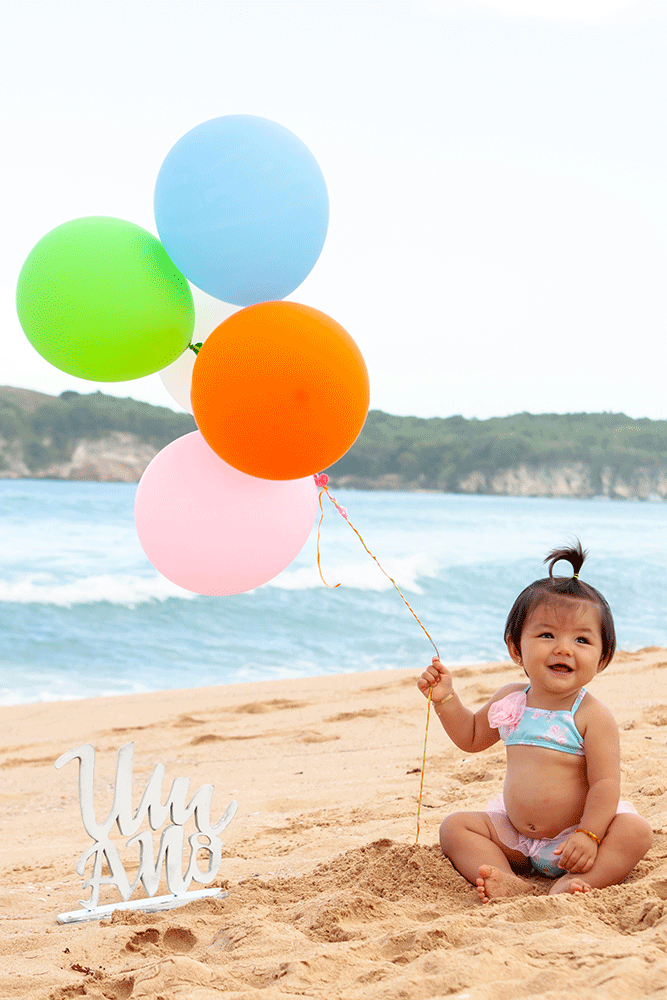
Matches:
[0,644,660,711]
[1,650,666,997]
[2,474,667,503]
[0,658,504,711]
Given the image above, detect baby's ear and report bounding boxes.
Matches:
[506,637,522,665]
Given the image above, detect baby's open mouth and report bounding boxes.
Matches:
[549,664,573,673]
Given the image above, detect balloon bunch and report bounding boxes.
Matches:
[16,115,370,595]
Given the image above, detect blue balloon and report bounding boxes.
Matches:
[154,116,329,306]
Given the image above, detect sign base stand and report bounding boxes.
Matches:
[57,887,228,924]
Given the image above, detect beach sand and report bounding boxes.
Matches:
[1,648,666,999]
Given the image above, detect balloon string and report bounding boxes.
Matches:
[316,489,341,589]
[314,477,440,659]
[313,473,440,846]
[416,689,433,845]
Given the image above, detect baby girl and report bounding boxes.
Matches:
[417,542,652,902]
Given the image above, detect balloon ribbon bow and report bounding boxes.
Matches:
[313,472,440,844]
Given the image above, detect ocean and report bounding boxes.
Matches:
[1,480,666,706]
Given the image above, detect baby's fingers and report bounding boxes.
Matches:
[553,841,575,867]
[559,846,591,872]
[430,658,452,681]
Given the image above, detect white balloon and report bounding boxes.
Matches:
[159,285,238,413]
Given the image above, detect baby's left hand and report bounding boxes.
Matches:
[553,831,598,873]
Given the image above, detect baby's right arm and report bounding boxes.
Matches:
[417,657,508,753]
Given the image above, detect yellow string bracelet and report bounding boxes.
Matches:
[576,827,601,845]
[432,692,455,706]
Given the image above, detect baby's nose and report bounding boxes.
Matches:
[553,637,574,654]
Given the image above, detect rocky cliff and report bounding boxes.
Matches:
[329,462,667,501]
[0,431,158,482]
[2,438,667,500]
[0,385,192,483]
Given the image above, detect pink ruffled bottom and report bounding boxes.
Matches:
[486,793,637,878]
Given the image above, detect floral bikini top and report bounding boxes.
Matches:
[487,686,586,756]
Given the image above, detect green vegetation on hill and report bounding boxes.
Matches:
[326,410,667,489]
[0,388,195,471]
[1,387,666,490]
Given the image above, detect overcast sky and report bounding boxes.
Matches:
[2,0,665,420]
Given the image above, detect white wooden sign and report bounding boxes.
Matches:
[54,742,238,923]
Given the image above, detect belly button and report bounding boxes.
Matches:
[528,824,536,831]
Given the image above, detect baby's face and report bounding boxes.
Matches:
[509,598,604,691]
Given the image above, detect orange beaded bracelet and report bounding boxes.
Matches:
[576,828,601,845]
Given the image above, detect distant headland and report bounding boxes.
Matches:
[1,386,665,501]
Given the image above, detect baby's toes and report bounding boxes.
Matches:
[475,878,489,903]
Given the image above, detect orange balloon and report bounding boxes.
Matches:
[191,301,369,480]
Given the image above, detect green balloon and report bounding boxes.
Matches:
[16,216,194,381]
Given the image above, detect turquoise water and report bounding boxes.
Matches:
[1,480,665,705]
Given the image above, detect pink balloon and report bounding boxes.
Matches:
[134,432,317,595]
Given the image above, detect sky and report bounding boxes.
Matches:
[1,0,665,421]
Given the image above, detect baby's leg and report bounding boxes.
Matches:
[549,813,653,896]
[439,811,534,903]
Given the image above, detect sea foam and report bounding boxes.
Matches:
[0,573,194,606]
[268,552,439,593]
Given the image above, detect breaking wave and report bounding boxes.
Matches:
[0,573,195,606]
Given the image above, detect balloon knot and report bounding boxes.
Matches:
[314,473,329,488]
[188,341,203,355]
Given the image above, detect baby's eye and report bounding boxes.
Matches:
[539,632,554,638]
[576,637,590,644]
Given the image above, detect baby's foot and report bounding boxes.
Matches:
[548,875,592,896]
[475,865,535,904]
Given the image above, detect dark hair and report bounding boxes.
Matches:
[504,540,616,669]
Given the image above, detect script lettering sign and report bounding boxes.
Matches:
[55,742,238,923]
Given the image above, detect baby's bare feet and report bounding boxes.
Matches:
[475,865,535,904]
[548,875,592,896]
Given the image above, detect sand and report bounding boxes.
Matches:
[1,647,666,999]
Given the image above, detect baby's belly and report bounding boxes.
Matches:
[503,746,588,839]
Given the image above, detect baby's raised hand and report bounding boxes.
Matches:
[553,831,598,874]
[417,656,454,704]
